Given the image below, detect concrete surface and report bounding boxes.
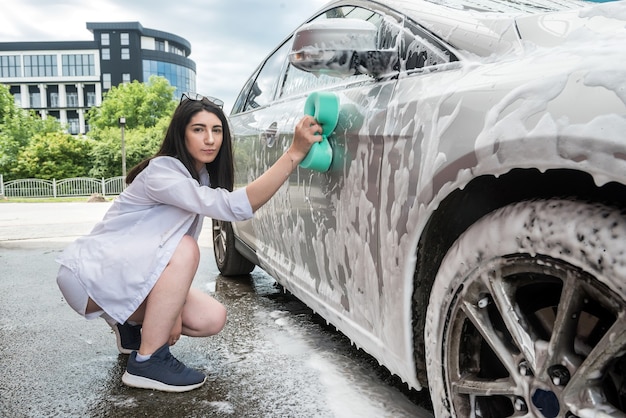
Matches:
[0,201,432,418]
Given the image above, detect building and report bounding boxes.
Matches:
[0,22,196,134]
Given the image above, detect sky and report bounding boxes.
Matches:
[0,0,330,111]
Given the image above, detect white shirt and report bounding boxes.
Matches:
[56,156,253,323]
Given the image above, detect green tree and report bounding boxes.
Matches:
[86,76,176,177]
[87,76,176,130]
[2,77,176,181]
[88,117,169,178]
[0,84,64,180]
[12,132,93,180]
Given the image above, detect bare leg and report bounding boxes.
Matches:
[86,298,102,315]
[86,234,227,352]
[138,235,200,355]
[181,288,226,337]
[126,287,226,338]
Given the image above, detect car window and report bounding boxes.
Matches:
[231,67,259,114]
[232,4,459,113]
[401,20,458,72]
[281,55,371,99]
[239,40,291,112]
[280,5,457,99]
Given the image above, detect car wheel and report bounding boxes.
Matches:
[425,199,626,418]
[212,219,255,276]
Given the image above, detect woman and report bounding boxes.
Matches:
[56,93,322,392]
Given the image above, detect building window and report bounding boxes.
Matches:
[103,73,111,89]
[24,55,57,77]
[0,55,21,77]
[143,59,196,99]
[66,92,78,107]
[169,45,183,56]
[62,54,95,76]
[101,33,110,46]
[122,73,131,83]
[102,48,110,60]
[121,33,129,45]
[86,91,96,107]
[68,118,80,134]
[48,110,60,121]
[13,93,21,106]
[155,40,165,51]
[29,92,41,108]
[50,92,59,107]
[121,48,130,60]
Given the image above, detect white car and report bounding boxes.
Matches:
[213,0,626,416]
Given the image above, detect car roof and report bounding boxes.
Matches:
[339,0,615,56]
[420,0,590,13]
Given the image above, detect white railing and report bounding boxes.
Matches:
[0,174,125,198]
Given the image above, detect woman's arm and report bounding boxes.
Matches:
[245,115,322,212]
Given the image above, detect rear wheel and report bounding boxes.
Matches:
[425,199,626,418]
[212,219,255,276]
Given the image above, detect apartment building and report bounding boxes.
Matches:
[0,22,196,134]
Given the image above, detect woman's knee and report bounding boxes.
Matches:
[210,303,227,334]
[183,290,227,336]
[198,300,227,336]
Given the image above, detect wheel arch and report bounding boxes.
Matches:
[410,167,626,384]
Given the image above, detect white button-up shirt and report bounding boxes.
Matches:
[56,156,253,323]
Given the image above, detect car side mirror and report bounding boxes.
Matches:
[289,19,397,78]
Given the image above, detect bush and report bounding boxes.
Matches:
[12,132,94,180]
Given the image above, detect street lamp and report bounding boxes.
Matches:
[119,117,126,178]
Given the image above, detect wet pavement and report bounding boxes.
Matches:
[0,202,432,418]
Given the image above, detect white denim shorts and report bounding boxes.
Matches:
[57,265,103,320]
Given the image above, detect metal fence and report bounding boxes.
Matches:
[0,174,125,198]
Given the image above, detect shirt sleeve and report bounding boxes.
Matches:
[142,156,253,221]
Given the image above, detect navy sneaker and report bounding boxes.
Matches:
[110,322,142,355]
[122,344,206,392]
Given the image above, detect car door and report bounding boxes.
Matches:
[232,6,458,337]
[230,5,402,336]
[282,9,412,331]
[273,8,466,381]
[232,6,396,331]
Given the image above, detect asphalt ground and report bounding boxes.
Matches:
[0,201,432,418]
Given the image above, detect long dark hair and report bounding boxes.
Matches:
[126,97,234,191]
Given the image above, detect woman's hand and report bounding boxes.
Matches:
[287,115,323,163]
[245,114,323,212]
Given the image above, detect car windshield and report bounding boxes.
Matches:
[423,0,593,13]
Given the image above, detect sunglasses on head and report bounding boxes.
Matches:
[180,92,224,109]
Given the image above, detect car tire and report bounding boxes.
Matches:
[212,219,255,276]
[424,199,626,418]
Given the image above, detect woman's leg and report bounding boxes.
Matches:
[181,288,227,337]
[138,235,200,356]
[86,298,102,314]
[87,234,227,353]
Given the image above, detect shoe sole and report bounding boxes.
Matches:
[122,371,206,392]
